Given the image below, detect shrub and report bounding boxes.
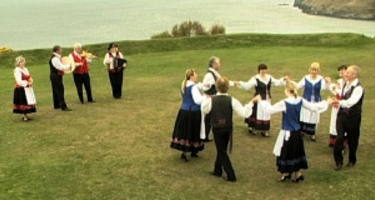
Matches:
[210,24,226,35]
[151,21,224,39]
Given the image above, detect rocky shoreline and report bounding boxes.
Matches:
[294,0,375,21]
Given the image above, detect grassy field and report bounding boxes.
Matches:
[0,34,375,200]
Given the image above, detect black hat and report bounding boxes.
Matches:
[107,43,119,51]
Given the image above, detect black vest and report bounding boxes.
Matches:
[49,55,62,75]
[339,81,364,117]
[205,70,217,95]
[254,78,272,100]
[210,95,233,129]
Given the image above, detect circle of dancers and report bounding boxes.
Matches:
[170,56,364,183]
[10,48,364,183]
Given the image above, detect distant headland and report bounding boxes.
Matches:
[294,0,375,21]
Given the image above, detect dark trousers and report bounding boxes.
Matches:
[205,113,212,140]
[108,69,124,98]
[50,73,67,110]
[73,73,93,103]
[334,113,361,165]
[213,128,236,181]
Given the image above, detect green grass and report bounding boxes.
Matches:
[0,34,375,200]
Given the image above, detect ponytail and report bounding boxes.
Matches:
[181,68,196,94]
[285,80,299,98]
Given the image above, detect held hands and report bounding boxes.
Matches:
[251,95,262,103]
[233,81,241,88]
[324,77,332,84]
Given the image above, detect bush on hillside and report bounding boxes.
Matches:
[152,20,224,39]
[210,24,226,35]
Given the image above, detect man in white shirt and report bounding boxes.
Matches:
[202,56,222,142]
[202,77,255,182]
[333,65,364,170]
[49,45,72,111]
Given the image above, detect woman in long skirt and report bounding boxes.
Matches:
[170,69,205,162]
[297,62,329,141]
[13,56,37,121]
[257,80,331,182]
[235,64,286,137]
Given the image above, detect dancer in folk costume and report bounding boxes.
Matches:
[257,81,331,182]
[13,56,37,121]
[171,69,205,162]
[202,77,255,182]
[328,65,348,147]
[235,64,287,137]
[297,62,329,141]
[202,56,221,142]
[333,65,364,171]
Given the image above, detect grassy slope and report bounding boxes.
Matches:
[0,34,375,200]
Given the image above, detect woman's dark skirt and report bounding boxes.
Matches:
[170,109,204,153]
[300,122,316,135]
[13,87,36,114]
[276,131,308,173]
[244,102,270,131]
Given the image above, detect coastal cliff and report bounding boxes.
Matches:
[294,0,375,20]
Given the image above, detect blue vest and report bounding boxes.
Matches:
[282,100,303,131]
[181,85,201,111]
[303,78,321,102]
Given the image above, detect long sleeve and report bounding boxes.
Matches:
[339,86,364,108]
[14,68,28,87]
[302,99,328,112]
[231,98,253,118]
[191,84,204,105]
[239,77,256,90]
[271,76,286,87]
[201,97,212,115]
[259,100,286,115]
[321,79,329,91]
[297,77,305,89]
[202,73,216,92]
[103,53,112,65]
[51,56,70,71]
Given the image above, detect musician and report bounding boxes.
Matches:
[333,65,364,170]
[103,43,127,99]
[49,45,72,111]
[69,42,94,104]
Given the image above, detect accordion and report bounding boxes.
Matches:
[113,58,127,69]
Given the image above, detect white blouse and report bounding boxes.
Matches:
[14,67,30,87]
[297,75,328,91]
[185,80,204,105]
[239,74,285,90]
[202,93,253,118]
[103,52,124,66]
[259,97,328,115]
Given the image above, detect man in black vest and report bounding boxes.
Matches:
[202,56,221,142]
[49,45,72,111]
[333,65,364,170]
[202,77,256,182]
